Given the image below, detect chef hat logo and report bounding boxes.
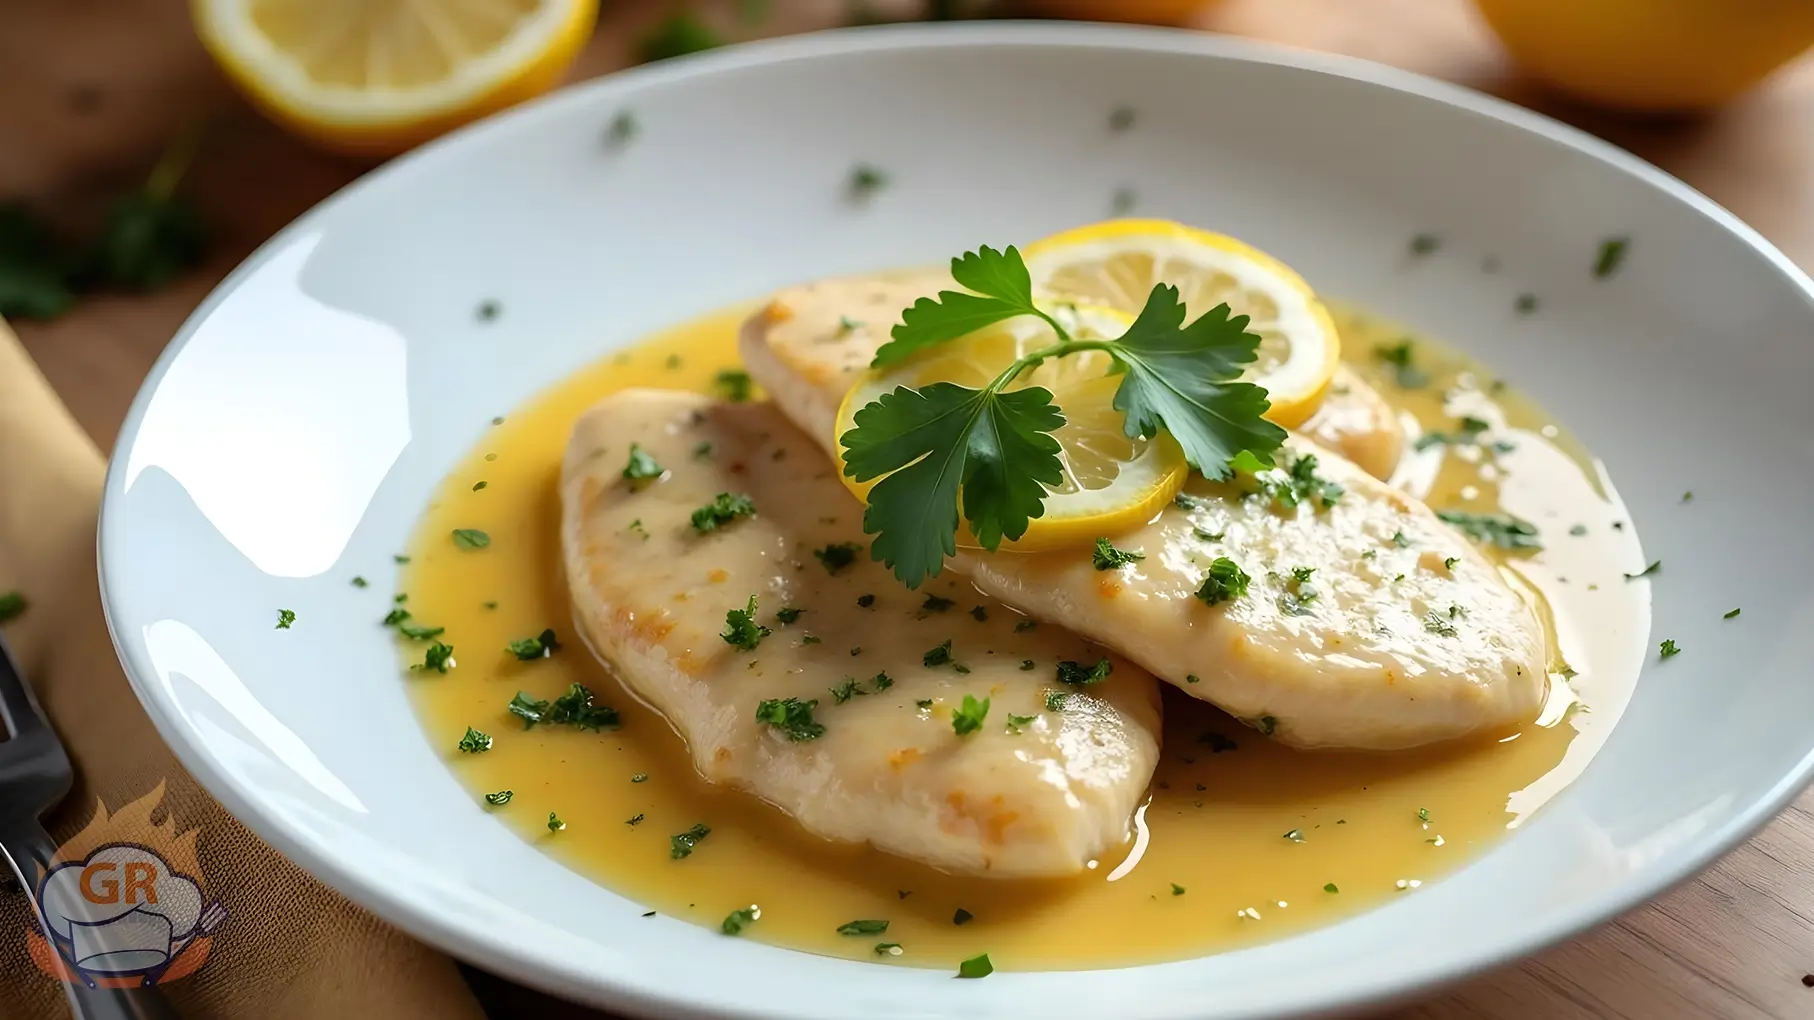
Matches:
[25,784,227,987]
[38,845,205,976]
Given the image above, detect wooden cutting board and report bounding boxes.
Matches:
[4,0,1811,1016]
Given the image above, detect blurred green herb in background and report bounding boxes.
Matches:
[0,129,206,321]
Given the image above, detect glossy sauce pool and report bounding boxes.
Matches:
[399,301,1648,971]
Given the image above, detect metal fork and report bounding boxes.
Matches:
[0,630,178,1020]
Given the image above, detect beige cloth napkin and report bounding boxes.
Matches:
[0,319,487,1020]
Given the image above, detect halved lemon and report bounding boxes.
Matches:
[192,0,597,156]
[835,305,1188,552]
[1022,219,1341,428]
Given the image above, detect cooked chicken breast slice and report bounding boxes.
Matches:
[956,439,1548,749]
[740,277,1549,749]
[1302,365,1406,481]
[561,389,1162,876]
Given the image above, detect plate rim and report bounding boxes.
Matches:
[97,19,1814,1020]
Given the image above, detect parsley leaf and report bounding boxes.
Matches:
[830,678,865,704]
[1624,560,1661,580]
[1252,451,1343,509]
[547,683,619,730]
[1195,557,1251,606]
[1005,713,1037,734]
[623,443,663,482]
[957,953,994,978]
[1044,690,1069,711]
[842,247,1283,587]
[1056,658,1112,685]
[452,528,491,550]
[722,595,772,650]
[814,541,863,573]
[692,492,755,533]
[713,369,753,402]
[670,823,711,859]
[484,790,512,806]
[1105,287,1286,478]
[721,906,759,935]
[1660,639,1681,660]
[457,726,492,753]
[755,697,825,741]
[275,609,295,629]
[922,640,953,667]
[952,694,989,736]
[1092,537,1145,570]
[837,919,890,935]
[1373,339,1428,388]
[1594,236,1629,279]
[506,628,561,660]
[416,643,455,673]
[842,380,1064,587]
[1437,510,1542,551]
[872,245,1050,367]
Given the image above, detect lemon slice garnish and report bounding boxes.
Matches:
[835,305,1188,552]
[192,0,597,155]
[1022,219,1341,428]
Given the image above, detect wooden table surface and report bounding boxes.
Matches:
[6,1,1813,1017]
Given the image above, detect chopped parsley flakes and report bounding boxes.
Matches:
[1374,339,1429,389]
[1423,611,1458,637]
[1659,638,1681,660]
[457,726,492,753]
[957,953,993,979]
[921,594,955,613]
[451,528,491,550]
[755,697,825,741]
[622,442,663,482]
[713,369,754,402]
[1195,557,1251,606]
[506,628,561,660]
[1623,560,1661,580]
[415,642,455,673]
[1253,452,1343,510]
[669,822,711,859]
[814,541,863,574]
[721,905,759,935]
[837,919,889,935]
[691,492,755,533]
[722,595,772,650]
[775,606,806,625]
[275,608,295,629]
[951,694,990,736]
[483,790,512,806]
[509,683,619,731]
[1005,713,1037,735]
[848,163,889,198]
[1437,510,1541,551]
[1092,537,1145,570]
[1593,236,1629,278]
[922,639,954,667]
[1056,658,1112,686]
[1044,691,1069,712]
[546,812,565,832]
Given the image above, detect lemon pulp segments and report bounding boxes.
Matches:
[836,306,1187,552]
[193,0,597,155]
[1022,219,1341,428]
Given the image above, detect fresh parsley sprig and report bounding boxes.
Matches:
[841,244,1287,587]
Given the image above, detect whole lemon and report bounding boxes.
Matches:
[1026,0,1217,25]
[1474,0,1814,112]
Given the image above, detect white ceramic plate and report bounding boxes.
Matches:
[99,22,1814,1020]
